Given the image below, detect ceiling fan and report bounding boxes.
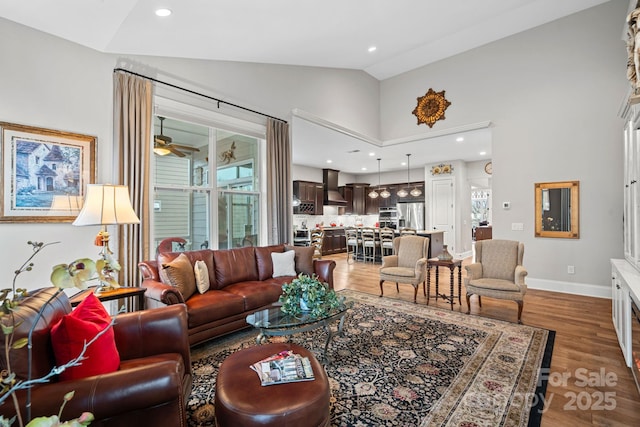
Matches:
[154,117,200,157]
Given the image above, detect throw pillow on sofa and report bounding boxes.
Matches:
[160,253,197,300]
[285,245,315,276]
[271,250,296,277]
[194,260,210,294]
[50,293,120,381]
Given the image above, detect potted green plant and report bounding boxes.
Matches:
[279,274,344,318]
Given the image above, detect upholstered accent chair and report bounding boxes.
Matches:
[464,239,528,324]
[379,235,429,303]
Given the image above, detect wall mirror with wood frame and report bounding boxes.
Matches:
[534,181,579,239]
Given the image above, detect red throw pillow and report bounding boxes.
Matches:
[51,293,120,381]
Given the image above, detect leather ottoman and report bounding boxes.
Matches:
[215,343,330,427]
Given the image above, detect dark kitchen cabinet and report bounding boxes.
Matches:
[378,185,397,208]
[343,183,369,215]
[321,228,347,255]
[313,183,324,215]
[339,186,353,214]
[293,181,323,215]
[365,186,379,214]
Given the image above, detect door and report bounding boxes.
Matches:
[431,178,454,249]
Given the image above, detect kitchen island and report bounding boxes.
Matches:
[310,227,444,261]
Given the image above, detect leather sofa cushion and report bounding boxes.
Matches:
[214,247,259,287]
[255,244,285,280]
[158,250,216,290]
[223,281,285,311]
[185,290,246,328]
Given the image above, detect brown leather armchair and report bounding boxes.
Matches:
[0,287,192,426]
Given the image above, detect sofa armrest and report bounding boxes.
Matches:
[140,278,185,306]
[114,304,191,375]
[22,362,184,422]
[138,260,161,281]
[313,259,336,289]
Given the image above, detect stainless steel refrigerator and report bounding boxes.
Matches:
[397,202,424,231]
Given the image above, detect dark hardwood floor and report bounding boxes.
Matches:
[324,253,640,426]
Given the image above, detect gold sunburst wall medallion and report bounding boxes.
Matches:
[412,88,451,128]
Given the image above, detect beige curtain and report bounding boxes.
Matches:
[266,118,292,244]
[113,71,153,287]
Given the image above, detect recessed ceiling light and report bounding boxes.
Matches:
[479,151,487,156]
[456,137,464,142]
[401,162,407,166]
[368,46,377,53]
[369,152,375,156]
[155,8,172,17]
[326,159,333,164]
[362,167,367,171]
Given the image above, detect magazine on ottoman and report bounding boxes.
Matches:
[250,350,315,386]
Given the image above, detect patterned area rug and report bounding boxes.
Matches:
[187,290,554,426]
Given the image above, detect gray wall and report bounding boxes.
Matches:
[380,0,628,296]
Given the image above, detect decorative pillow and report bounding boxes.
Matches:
[160,253,197,300]
[194,260,210,294]
[50,293,120,381]
[285,245,314,276]
[271,250,296,277]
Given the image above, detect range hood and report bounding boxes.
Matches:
[323,169,347,205]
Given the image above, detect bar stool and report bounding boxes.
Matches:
[310,229,324,259]
[361,228,379,262]
[345,227,360,263]
[379,227,395,256]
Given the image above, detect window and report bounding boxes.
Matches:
[152,116,262,252]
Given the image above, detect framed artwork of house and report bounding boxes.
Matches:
[0,122,96,223]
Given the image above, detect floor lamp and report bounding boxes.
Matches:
[73,184,140,293]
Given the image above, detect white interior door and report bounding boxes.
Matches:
[431,178,454,249]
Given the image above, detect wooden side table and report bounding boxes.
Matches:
[70,286,147,312]
[426,258,462,310]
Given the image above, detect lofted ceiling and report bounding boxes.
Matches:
[1,0,610,175]
[0,0,608,80]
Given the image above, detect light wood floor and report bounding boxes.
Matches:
[324,253,640,427]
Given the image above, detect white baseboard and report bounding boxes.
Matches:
[526,277,611,299]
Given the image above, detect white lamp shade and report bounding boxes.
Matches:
[73,184,140,226]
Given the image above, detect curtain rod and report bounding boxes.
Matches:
[113,68,287,124]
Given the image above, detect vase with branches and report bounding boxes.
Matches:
[0,241,117,427]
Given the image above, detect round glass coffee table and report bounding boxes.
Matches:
[246,301,353,363]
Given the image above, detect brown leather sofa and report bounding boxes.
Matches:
[0,287,192,426]
[138,244,336,347]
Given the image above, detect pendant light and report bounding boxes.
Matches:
[397,154,411,198]
[368,159,381,199]
[410,156,423,198]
